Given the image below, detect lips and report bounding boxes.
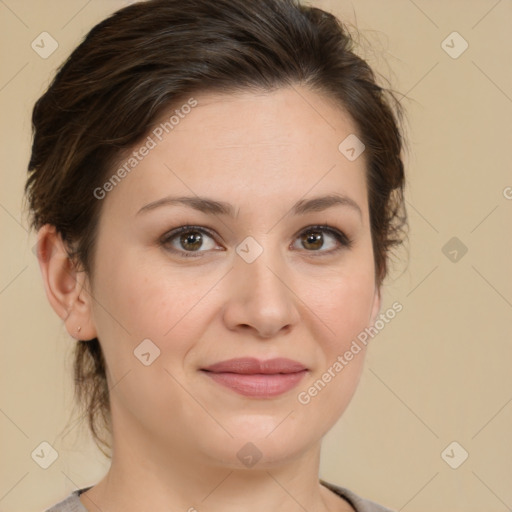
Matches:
[200,357,308,398]
[201,357,307,374]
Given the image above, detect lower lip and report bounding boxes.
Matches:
[202,370,307,398]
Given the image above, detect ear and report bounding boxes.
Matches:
[369,284,381,327]
[36,224,97,341]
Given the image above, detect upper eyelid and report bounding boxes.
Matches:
[161,225,217,242]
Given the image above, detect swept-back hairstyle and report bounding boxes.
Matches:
[25,0,407,456]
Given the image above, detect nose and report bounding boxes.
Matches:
[222,246,300,339]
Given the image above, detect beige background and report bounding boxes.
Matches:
[1,1,511,511]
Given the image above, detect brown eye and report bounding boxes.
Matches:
[179,231,204,251]
[161,226,219,257]
[293,225,352,254]
[301,230,324,250]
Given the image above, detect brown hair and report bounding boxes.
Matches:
[25,0,407,457]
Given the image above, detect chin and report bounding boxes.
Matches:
[196,421,316,469]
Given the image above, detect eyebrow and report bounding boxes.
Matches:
[136,193,362,218]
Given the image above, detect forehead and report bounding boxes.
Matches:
[173,87,359,151]
[101,86,368,220]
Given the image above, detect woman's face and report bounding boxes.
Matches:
[86,86,380,467]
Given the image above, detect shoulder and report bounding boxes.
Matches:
[46,482,394,512]
[44,487,91,512]
[320,479,396,512]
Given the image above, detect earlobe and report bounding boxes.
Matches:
[36,224,97,341]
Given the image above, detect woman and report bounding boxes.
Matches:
[26,0,407,510]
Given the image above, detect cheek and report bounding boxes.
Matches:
[92,254,216,352]
[295,272,375,427]
[334,276,375,334]
[303,265,376,348]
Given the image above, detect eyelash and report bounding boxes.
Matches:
[160,224,353,258]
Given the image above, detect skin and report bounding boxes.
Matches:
[38,85,381,512]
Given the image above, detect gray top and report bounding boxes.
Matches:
[45,479,395,512]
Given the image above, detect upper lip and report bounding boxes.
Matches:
[201,357,307,374]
